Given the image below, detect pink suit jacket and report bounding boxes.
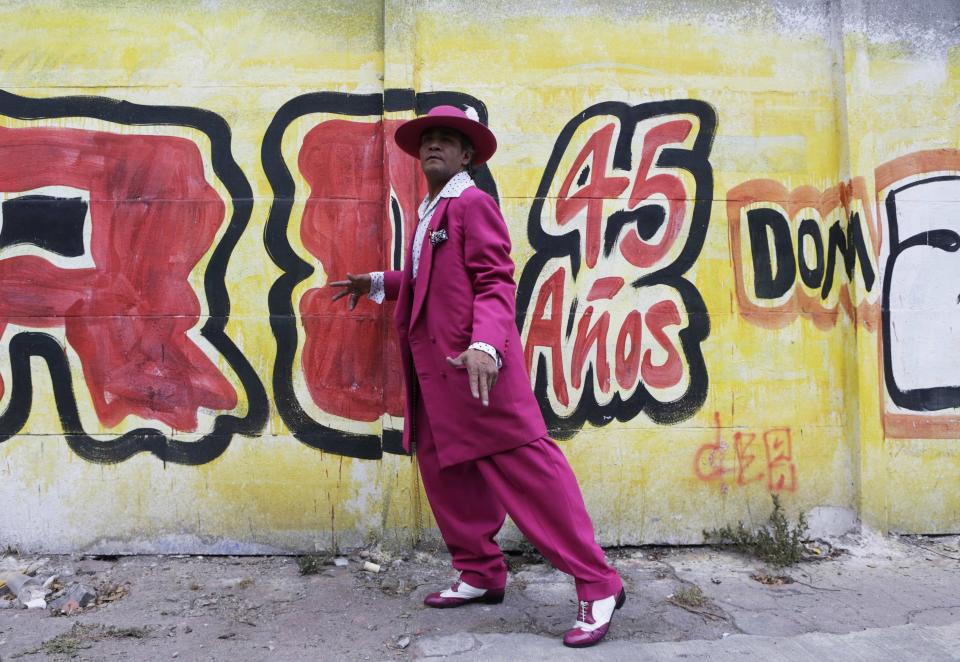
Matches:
[382,186,547,468]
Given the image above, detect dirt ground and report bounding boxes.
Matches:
[1,532,958,661]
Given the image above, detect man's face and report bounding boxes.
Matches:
[419,127,472,183]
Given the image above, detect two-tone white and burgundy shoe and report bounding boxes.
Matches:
[423,580,506,609]
[562,588,627,648]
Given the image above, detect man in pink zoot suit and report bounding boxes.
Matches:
[331,105,625,648]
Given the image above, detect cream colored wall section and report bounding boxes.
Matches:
[840,0,960,533]
[0,0,955,553]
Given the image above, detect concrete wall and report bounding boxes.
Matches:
[0,0,957,553]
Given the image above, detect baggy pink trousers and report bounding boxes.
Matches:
[415,396,623,601]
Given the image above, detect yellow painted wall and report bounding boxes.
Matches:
[0,0,956,553]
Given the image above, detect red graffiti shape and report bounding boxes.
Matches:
[555,123,630,269]
[621,119,691,268]
[524,267,569,407]
[0,126,237,430]
[298,119,420,422]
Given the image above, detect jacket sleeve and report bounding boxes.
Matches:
[383,270,403,301]
[462,192,517,357]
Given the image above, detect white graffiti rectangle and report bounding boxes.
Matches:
[885,179,960,392]
[878,150,960,437]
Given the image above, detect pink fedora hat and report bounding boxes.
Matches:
[394,105,497,165]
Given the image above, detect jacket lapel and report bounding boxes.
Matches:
[409,198,450,328]
[393,208,417,334]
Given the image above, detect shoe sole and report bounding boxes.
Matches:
[425,590,505,609]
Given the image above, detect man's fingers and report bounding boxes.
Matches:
[331,271,372,306]
[479,372,489,407]
[444,352,499,405]
[469,366,480,399]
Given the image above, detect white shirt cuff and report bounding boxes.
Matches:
[368,271,385,304]
[469,342,502,368]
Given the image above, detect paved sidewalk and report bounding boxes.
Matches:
[414,622,960,660]
[0,531,957,660]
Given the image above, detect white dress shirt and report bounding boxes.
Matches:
[368,171,500,366]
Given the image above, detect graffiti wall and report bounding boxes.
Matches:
[0,0,957,552]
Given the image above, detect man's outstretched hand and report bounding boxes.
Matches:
[446,349,499,407]
[330,273,372,310]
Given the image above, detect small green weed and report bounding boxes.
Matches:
[751,570,795,585]
[671,584,707,608]
[704,494,808,568]
[666,583,725,620]
[297,553,331,575]
[12,623,151,658]
[505,539,544,571]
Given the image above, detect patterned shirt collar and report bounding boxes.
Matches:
[418,170,475,219]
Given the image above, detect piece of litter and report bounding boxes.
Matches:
[362,561,381,573]
[397,635,411,649]
[4,573,39,597]
[49,583,97,613]
[334,558,349,567]
[22,590,47,610]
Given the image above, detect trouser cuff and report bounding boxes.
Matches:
[459,569,507,591]
[575,576,623,601]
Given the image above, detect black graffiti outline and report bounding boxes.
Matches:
[882,174,960,412]
[516,100,716,437]
[0,89,269,464]
[263,89,499,459]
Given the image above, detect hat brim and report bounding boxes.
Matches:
[394,115,497,165]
